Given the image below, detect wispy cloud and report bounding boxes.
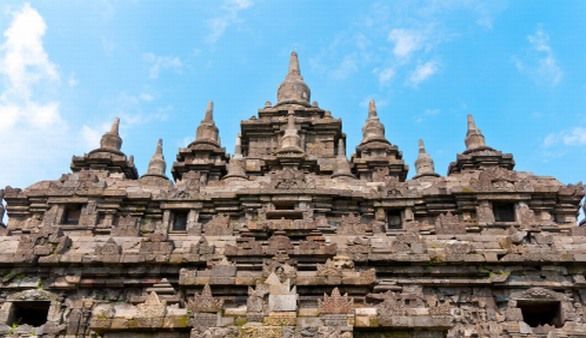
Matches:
[388,28,424,59]
[377,67,395,85]
[207,0,253,44]
[514,26,562,86]
[407,61,439,87]
[143,53,183,79]
[311,1,500,88]
[544,127,586,147]
[80,91,171,151]
[414,108,440,123]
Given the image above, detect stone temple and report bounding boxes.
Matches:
[0,51,585,338]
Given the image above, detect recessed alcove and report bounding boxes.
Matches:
[492,202,516,222]
[517,300,562,328]
[171,210,189,231]
[62,204,83,225]
[8,301,50,327]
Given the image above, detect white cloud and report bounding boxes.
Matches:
[514,27,562,86]
[407,61,438,87]
[388,29,423,59]
[143,53,183,79]
[207,0,254,44]
[544,127,586,147]
[101,92,170,132]
[0,4,72,188]
[0,3,59,100]
[378,67,395,85]
[0,3,62,129]
[81,123,108,149]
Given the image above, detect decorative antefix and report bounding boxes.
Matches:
[188,284,223,313]
[0,51,585,337]
[319,287,354,314]
[136,291,166,318]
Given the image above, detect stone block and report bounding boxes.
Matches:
[298,307,319,317]
[355,315,375,327]
[224,306,247,317]
[239,323,283,338]
[263,312,296,326]
[268,294,297,313]
[192,313,218,328]
[355,307,377,316]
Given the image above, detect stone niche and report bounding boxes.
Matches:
[0,289,61,332]
[509,287,570,331]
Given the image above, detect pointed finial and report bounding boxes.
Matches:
[338,138,346,158]
[361,100,386,143]
[195,101,220,145]
[418,139,426,153]
[110,117,120,135]
[414,138,438,178]
[100,117,122,151]
[467,114,477,131]
[144,138,167,178]
[368,99,378,119]
[234,134,242,158]
[332,138,354,179]
[204,101,214,122]
[223,134,247,180]
[289,51,301,76]
[156,138,163,155]
[465,114,486,150]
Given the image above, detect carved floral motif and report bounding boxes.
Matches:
[188,284,223,313]
[319,288,354,314]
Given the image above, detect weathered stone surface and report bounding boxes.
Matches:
[1,51,585,338]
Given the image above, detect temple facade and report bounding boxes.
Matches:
[0,52,585,337]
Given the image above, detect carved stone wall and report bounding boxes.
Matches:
[0,51,584,337]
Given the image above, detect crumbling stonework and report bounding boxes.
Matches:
[0,51,585,337]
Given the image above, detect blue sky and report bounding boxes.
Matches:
[1,0,585,189]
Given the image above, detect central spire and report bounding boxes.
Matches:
[276,51,311,107]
